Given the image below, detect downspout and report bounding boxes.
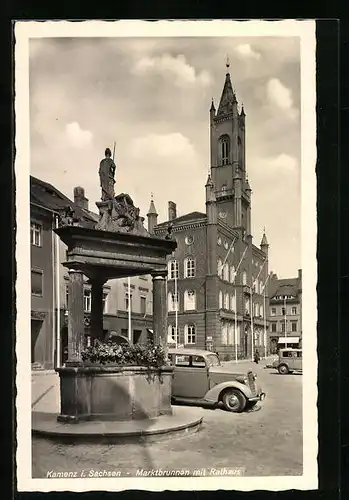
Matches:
[51,215,56,368]
[55,215,61,367]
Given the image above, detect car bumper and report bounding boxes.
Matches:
[249,392,266,402]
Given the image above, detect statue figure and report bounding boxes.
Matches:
[99,147,116,201]
[165,222,173,240]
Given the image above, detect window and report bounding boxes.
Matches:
[192,356,206,368]
[168,292,178,312]
[282,307,286,316]
[242,271,247,285]
[102,292,108,313]
[184,290,196,311]
[30,222,42,247]
[221,322,228,345]
[260,304,264,317]
[83,289,91,312]
[31,269,43,296]
[271,307,276,316]
[168,325,179,344]
[281,322,286,333]
[230,293,236,311]
[291,306,297,315]
[271,322,277,333]
[140,296,147,315]
[228,323,234,345]
[223,262,229,281]
[254,303,259,317]
[224,293,229,309]
[168,260,179,280]
[185,324,196,344]
[221,183,228,194]
[220,135,230,165]
[260,280,264,295]
[65,285,69,309]
[219,290,223,309]
[125,291,132,311]
[175,354,190,367]
[218,259,223,278]
[184,257,195,278]
[245,296,250,315]
[291,321,298,332]
[230,265,235,283]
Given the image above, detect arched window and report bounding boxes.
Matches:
[167,292,178,312]
[231,293,236,311]
[223,262,229,281]
[167,325,179,344]
[260,304,264,318]
[220,135,230,165]
[260,280,264,295]
[224,293,229,310]
[185,324,196,345]
[219,290,223,309]
[168,260,179,280]
[230,265,235,283]
[184,290,196,311]
[242,271,247,285]
[184,257,195,278]
[245,296,250,315]
[217,258,223,278]
[238,136,242,166]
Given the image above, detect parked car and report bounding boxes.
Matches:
[168,348,266,413]
[272,348,302,374]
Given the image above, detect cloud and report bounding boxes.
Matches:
[132,54,212,87]
[266,78,299,120]
[235,44,261,60]
[131,132,197,161]
[65,122,93,148]
[268,153,298,172]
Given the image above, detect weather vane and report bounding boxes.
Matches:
[226,55,230,69]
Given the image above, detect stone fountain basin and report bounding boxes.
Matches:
[56,365,173,423]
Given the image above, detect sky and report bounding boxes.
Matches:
[29,36,301,278]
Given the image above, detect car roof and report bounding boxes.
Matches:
[168,348,214,357]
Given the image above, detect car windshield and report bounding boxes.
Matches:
[206,354,220,367]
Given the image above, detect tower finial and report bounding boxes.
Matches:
[151,191,154,201]
[226,55,230,70]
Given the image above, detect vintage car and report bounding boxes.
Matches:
[272,348,303,374]
[168,348,266,413]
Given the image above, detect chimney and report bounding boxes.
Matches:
[74,186,89,211]
[168,201,177,221]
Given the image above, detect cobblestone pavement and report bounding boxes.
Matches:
[32,360,302,478]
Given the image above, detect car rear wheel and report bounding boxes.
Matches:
[278,364,289,375]
[222,389,246,413]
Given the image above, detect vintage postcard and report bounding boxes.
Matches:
[15,19,317,492]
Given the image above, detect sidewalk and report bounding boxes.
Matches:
[32,370,60,413]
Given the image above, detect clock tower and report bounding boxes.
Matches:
[210,61,251,236]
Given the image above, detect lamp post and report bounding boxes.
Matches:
[174,265,178,348]
[231,245,248,363]
[284,296,287,348]
[261,271,272,359]
[127,276,132,343]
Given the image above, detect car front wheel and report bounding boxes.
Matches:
[222,389,247,413]
[278,364,289,375]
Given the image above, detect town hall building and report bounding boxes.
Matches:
[149,65,270,360]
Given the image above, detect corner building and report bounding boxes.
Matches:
[151,68,270,360]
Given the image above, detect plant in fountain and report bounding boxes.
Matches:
[81,339,168,368]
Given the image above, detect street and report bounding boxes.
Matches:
[32,360,303,478]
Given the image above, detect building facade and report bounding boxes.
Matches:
[151,67,270,360]
[267,269,302,354]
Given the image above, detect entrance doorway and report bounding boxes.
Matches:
[133,330,142,344]
[31,319,43,364]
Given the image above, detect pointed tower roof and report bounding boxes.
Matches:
[217,58,237,116]
[245,177,251,191]
[210,98,216,112]
[240,104,246,116]
[261,228,269,246]
[147,193,158,216]
[205,173,214,187]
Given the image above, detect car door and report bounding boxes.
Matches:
[172,355,209,398]
[294,351,302,370]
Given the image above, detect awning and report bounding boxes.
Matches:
[278,337,300,344]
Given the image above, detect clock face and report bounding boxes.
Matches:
[219,211,227,219]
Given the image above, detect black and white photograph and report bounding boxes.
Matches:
[15,20,317,492]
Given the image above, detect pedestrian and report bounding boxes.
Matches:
[254,349,260,364]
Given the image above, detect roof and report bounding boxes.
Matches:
[217,72,237,116]
[260,232,269,246]
[147,199,158,216]
[156,211,207,228]
[269,277,300,299]
[30,176,98,225]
